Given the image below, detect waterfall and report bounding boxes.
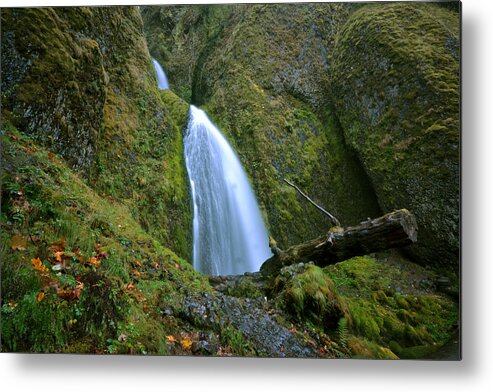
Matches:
[151,57,169,90]
[184,106,272,275]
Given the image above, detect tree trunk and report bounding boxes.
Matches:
[260,209,417,276]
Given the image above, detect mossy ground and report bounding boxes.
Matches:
[326,255,458,358]
[263,252,458,359]
[1,125,209,353]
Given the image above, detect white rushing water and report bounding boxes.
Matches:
[151,58,169,90]
[184,106,272,275]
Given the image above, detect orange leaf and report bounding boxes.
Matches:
[31,258,49,273]
[152,261,159,268]
[166,335,176,343]
[127,283,135,291]
[133,260,142,267]
[54,251,64,263]
[132,269,141,277]
[37,292,45,302]
[180,338,193,350]
[11,234,27,251]
[88,256,101,268]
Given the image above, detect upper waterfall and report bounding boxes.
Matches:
[151,57,169,90]
[184,105,272,275]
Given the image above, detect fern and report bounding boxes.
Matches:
[337,317,349,349]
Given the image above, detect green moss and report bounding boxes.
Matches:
[326,254,459,358]
[220,325,256,357]
[276,265,348,330]
[2,7,193,262]
[347,335,398,359]
[223,278,264,300]
[331,3,460,270]
[142,3,382,250]
[1,126,211,353]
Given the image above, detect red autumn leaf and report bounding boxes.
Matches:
[134,292,145,301]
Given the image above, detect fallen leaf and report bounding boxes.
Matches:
[166,335,176,343]
[37,292,45,302]
[88,256,101,268]
[57,289,81,301]
[54,251,64,263]
[11,234,27,251]
[48,239,66,253]
[133,260,142,267]
[32,258,49,273]
[132,269,141,277]
[152,261,159,268]
[180,337,193,350]
[127,283,135,291]
[134,292,145,301]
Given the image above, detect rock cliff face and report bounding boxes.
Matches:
[142,4,383,249]
[142,3,460,270]
[1,7,192,260]
[331,3,460,269]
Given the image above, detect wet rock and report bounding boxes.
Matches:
[180,293,319,358]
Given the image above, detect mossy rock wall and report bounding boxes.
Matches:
[331,3,460,269]
[1,7,192,260]
[141,5,235,103]
[142,4,382,248]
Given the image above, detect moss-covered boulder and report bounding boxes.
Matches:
[1,7,192,260]
[143,4,382,248]
[331,3,460,270]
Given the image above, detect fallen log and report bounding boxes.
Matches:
[260,209,417,276]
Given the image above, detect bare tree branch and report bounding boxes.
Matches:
[283,178,341,227]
